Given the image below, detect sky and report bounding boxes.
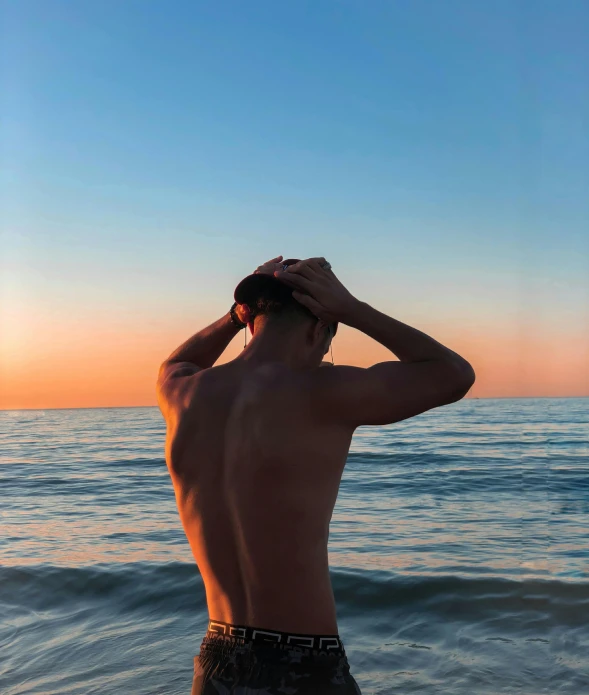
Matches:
[1,0,588,409]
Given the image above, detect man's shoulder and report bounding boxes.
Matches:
[162,361,352,413]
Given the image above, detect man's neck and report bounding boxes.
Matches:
[235,319,310,369]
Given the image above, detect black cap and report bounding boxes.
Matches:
[234,257,338,336]
[234,258,301,307]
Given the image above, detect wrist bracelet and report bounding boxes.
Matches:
[230,302,247,329]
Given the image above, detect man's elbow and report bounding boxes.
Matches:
[157,359,202,385]
[156,360,178,386]
[157,361,170,383]
[449,361,476,401]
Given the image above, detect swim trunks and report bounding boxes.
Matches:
[191,619,363,694]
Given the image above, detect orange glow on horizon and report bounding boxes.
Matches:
[1,313,587,410]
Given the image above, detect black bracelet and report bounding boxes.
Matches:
[229,302,247,329]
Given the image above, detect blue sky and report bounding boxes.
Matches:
[2,0,588,338]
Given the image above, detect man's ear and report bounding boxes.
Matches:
[313,319,330,335]
[236,303,252,324]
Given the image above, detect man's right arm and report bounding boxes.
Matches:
[274,258,475,428]
[315,299,475,427]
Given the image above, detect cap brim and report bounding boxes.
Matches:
[234,274,288,305]
[234,259,301,306]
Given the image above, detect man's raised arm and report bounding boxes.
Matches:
[157,309,244,389]
[157,255,287,387]
[274,257,475,428]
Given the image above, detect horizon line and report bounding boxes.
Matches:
[1,395,588,413]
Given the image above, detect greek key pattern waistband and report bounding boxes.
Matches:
[207,619,344,652]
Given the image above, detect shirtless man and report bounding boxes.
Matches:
[156,256,475,694]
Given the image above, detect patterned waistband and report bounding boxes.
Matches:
[206,619,345,655]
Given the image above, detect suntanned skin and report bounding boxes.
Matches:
[159,357,352,634]
[157,256,475,635]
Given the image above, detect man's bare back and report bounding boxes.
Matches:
[157,255,475,690]
[163,359,354,634]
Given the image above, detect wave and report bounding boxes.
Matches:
[3,453,588,498]
[2,563,587,627]
[334,567,589,627]
[0,456,167,468]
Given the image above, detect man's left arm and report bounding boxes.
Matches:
[158,255,283,392]
[157,310,243,389]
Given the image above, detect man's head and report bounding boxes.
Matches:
[234,258,338,368]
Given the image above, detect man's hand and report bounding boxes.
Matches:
[254,255,284,277]
[274,257,359,324]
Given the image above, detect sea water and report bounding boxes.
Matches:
[1,398,588,694]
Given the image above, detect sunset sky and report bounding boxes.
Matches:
[2,0,588,409]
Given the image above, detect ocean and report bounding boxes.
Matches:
[1,398,588,694]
